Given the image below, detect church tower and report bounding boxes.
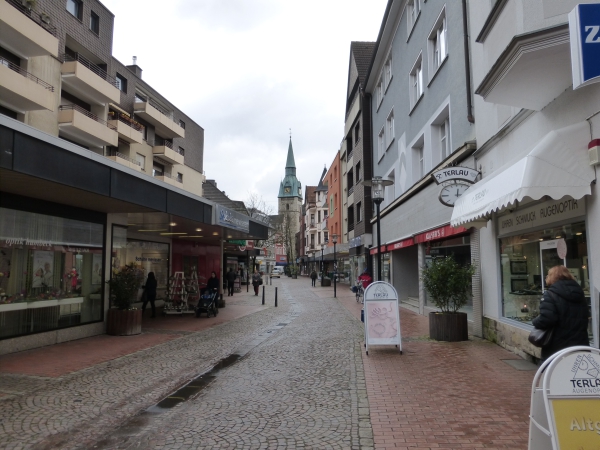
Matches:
[278,138,302,262]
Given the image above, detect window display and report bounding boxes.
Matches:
[0,208,104,339]
[499,221,591,341]
[110,226,169,305]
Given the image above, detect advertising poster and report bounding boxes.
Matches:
[91,253,102,285]
[32,250,54,288]
[366,301,399,344]
[363,282,402,353]
[551,399,600,449]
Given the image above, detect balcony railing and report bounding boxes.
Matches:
[107,149,141,166]
[156,172,182,183]
[59,104,117,131]
[153,137,173,149]
[108,112,145,133]
[347,150,353,161]
[310,220,316,227]
[1,57,54,91]
[6,0,57,36]
[348,185,354,195]
[310,244,315,250]
[61,53,117,87]
[148,98,173,120]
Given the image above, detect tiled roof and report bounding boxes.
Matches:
[203,180,249,215]
[351,41,376,84]
[304,186,317,204]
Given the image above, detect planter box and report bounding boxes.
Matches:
[429,312,468,342]
[107,308,142,336]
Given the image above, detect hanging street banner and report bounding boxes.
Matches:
[570,3,600,89]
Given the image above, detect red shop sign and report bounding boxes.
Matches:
[369,245,387,255]
[414,225,468,244]
[387,238,414,252]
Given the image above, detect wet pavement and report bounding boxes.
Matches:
[0,278,536,449]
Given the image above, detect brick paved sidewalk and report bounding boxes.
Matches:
[0,290,268,378]
[333,283,536,450]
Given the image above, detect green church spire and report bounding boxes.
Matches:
[278,137,302,199]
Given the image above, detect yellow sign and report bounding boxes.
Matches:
[552,399,600,449]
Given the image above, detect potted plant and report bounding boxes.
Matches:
[420,255,474,342]
[106,263,143,336]
[290,265,298,279]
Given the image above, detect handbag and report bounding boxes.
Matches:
[259,279,263,285]
[528,328,554,347]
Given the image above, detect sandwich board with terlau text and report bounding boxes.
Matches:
[528,346,600,450]
[364,281,402,355]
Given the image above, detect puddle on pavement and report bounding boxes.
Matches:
[147,354,240,413]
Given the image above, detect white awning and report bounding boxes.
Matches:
[451,122,595,228]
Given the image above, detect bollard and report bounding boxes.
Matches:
[275,287,278,307]
[270,275,272,286]
[262,286,265,305]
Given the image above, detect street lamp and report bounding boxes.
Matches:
[363,176,394,281]
[332,234,338,298]
[321,242,326,280]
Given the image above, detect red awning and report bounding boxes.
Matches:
[387,238,414,252]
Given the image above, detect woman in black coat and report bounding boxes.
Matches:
[532,265,589,361]
[142,272,158,318]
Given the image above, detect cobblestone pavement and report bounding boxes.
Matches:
[0,278,536,450]
[0,279,372,450]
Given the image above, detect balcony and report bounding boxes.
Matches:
[0,0,58,58]
[134,99,185,139]
[348,185,354,195]
[154,172,183,188]
[61,54,120,106]
[108,113,144,145]
[58,105,118,148]
[152,138,184,165]
[0,57,55,112]
[107,150,142,172]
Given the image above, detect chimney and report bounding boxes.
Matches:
[126,56,143,78]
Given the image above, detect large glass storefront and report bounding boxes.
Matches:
[111,227,169,303]
[0,208,104,339]
[499,221,592,341]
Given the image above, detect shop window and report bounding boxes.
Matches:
[0,208,104,339]
[499,221,590,341]
[110,227,170,306]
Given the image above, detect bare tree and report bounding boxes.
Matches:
[244,193,275,271]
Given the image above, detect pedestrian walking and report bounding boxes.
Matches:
[226,268,236,296]
[532,265,589,361]
[201,271,219,296]
[358,269,373,289]
[310,269,317,287]
[142,272,157,318]
[251,269,262,296]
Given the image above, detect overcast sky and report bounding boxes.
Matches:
[102,0,387,212]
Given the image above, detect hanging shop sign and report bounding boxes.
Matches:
[363,281,402,356]
[414,224,468,244]
[569,3,600,90]
[432,166,479,207]
[431,166,480,184]
[497,198,585,238]
[528,347,600,450]
[215,205,250,233]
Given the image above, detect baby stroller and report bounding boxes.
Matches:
[195,288,219,318]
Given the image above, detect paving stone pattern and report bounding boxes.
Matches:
[87,282,372,450]
[0,278,536,450]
